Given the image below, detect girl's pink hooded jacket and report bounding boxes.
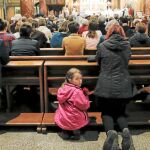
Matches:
[54,83,90,130]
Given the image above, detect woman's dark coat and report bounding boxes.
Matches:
[129,32,150,47]
[94,34,137,99]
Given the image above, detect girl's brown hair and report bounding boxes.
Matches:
[105,24,126,40]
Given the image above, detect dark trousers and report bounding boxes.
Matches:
[97,97,129,133]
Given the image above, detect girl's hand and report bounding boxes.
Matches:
[82,87,94,96]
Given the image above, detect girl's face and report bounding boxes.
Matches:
[70,72,82,87]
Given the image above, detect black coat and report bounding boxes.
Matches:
[31,30,47,48]
[129,32,150,47]
[94,34,137,99]
[0,40,9,88]
[11,37,40,56]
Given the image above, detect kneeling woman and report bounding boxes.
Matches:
[94,24,137,150]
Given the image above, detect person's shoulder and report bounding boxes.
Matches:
[12,38,20,43]
[31,39,39,44]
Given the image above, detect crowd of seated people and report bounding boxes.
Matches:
[0,13,150,54]
[0,10,150,150]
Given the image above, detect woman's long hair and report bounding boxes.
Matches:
[87,21,98,38]
[105,24,126,40]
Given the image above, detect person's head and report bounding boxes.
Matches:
[98,15,106,24]
[32,19,39,29]
[105,24,126,40]
[68,21,79,33]
[87,21,98,38]
[135,22,146,33]
[27,17,33,24]
[22,16,27,22]
[82,19,89,26]
[88,21,98,31]
[58,21,69,32]
[67,15,74,22]
[15,20,23,32]
[20,22,32,37]
[0,18,7,31]
[120,17,128,24]
[38,17,46,26]
[105,19,119,31]
[65,68,82,87]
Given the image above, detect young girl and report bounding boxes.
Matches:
[54,68,90,140]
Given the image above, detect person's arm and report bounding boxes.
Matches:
[35,41,40,56]
[72,89,90,111]
[62,38,66,50]
[95,43,102,65]
[0,40,9,65]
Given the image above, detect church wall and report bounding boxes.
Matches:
[145,0,150,15]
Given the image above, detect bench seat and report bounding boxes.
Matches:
[41,112,102,126]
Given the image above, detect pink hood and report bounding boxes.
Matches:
[55,83,90,130]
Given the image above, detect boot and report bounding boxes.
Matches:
[70,130,81,140]
[122,128,135,150]
[103,130,120,150]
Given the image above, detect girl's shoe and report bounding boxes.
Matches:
[58,130,71,140]
[70,130,81,140]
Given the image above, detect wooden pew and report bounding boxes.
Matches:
[131,47,150,55]
[41,112,102,133]
[9,55,88,61]
[42,59,150,131]
[40,47,150,56]
[2,61,44,113]
[1,61,45,131]
[9,54,150,62]
[40,48,96,55]
[44,59,150,111]
[0,113,44,133]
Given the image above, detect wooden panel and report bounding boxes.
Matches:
[40,47,150,56]
[145,0,150,15]
[2,60,44,113]
[0,0,3,7]
[5,61,43,67]
[9,55,150,61]
[46,0,65,5]
[0,7,3,18]
[0,113,44,125]
[42,112,102,126]
[7,7,15,21]
[20,0,34,17]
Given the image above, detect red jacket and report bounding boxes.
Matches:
[55,83,90,130]
[78,25,88,35]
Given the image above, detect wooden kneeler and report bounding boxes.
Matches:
[41,112,102,134]
[0,113,44,133]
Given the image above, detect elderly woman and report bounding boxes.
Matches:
[94,24,137,150]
